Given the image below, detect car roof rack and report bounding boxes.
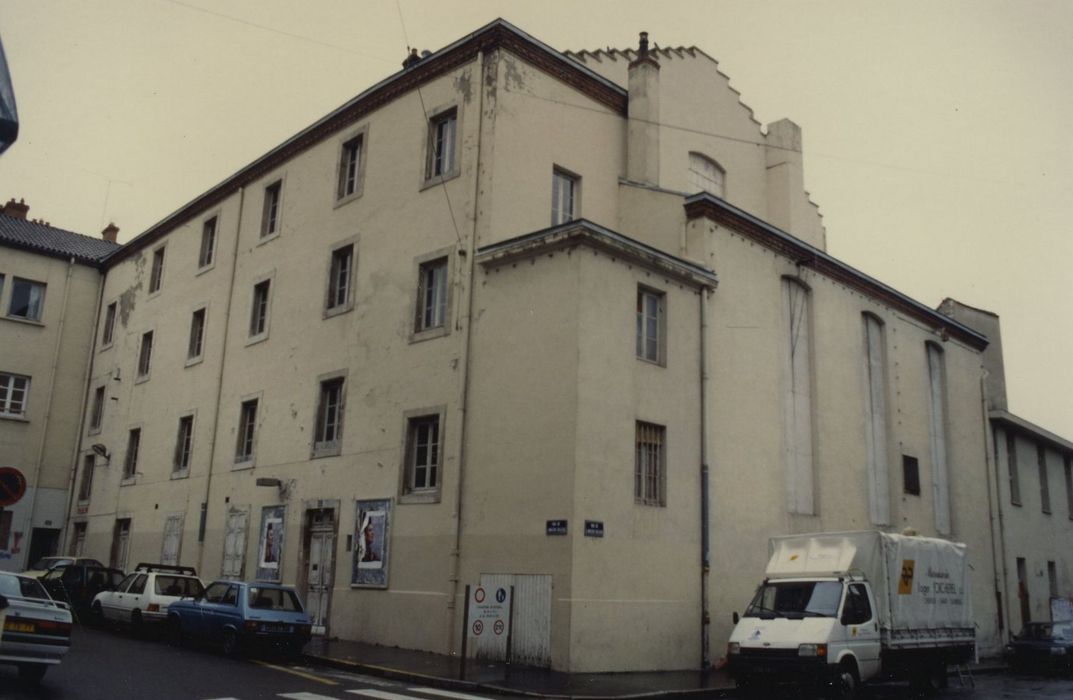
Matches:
[133,562,197,576]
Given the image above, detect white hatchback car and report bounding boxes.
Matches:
[91,563,203,633]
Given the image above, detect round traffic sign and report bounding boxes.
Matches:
[474,587,485,603]
[472,619,484,636]
[493,619,505,635]
[0,467,26,507]
[496,588,507,603]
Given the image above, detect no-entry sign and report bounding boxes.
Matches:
[0,467,26,507]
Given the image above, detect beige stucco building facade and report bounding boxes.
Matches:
[44,20,1056,671]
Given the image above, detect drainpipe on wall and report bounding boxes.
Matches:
[446,47,486,655]
[196,186,246,575]
[26,256,76,565]
[699,286,712,669]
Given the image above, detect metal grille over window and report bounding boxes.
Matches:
[635,421,665,506]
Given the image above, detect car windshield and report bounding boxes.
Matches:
[0,573,51,600]
[745,580,843,619]
[247,587,302,612]
[155,576,204,597]
[30,557,70,570]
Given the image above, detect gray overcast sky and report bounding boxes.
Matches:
[2,0,1070,435]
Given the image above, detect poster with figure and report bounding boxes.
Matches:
[256,505,285,582]
[352,499,391,588]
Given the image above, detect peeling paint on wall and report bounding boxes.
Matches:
[454,70,473,105]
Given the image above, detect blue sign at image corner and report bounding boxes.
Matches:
[546,519,568,536]
[584,520,604,537]
[496,587,507,603]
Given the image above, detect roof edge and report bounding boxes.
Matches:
[990,409,1073,454]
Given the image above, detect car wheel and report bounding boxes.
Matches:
[90,601,105,629]
[827,662,859,700]
[167,617,184,647]
[222,628,240,656]
[18,663,48,684]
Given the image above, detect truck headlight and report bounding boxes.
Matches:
[798,643,827,657]
[727,642,740,655]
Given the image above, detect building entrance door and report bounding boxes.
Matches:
[304,509,335,635]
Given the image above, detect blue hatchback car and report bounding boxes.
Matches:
[166,580,311,656]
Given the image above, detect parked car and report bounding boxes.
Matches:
[0,571,73,683]
[39,563,124,620]
[1006,621,1073,673]
[91,563,203,633]
[166,580,311,657]
[22,556,105,579]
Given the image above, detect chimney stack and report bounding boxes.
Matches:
[2,197,29,220]
[102,222,119,243]
[627,32,660,186]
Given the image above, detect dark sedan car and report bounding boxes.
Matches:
[1006,621,1073,672]
[39,563,124,620]
[166,580,311,657]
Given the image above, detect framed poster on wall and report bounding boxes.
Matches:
[256,505,285,582]
[352,499,391,588]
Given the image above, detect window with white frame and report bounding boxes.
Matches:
[78,454,95,502]
[8,278,45,321]
[551,169,578,226]
[199,217,217,269]
[426,109,457,180]
[415,257,448,333]
[123,428,141,480]
[89,385,105,432]
[636,287,664,364]
[174,416,193,473]
[326,245,354,313]
[236,399,258,463]
[137,331,154,378]
[337,134,364,200]
[188,308,206,361]
[261,181,282,238]
[404,414,441,495]
[0,372,29,418]
[1038,444,1051,514]
[249,280,271,338]
[149,247,165,293]
[688,152,725,198]
[635,421,666,506]
[101,301,117,346]
[313,377,344,457]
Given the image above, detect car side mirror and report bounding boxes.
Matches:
[733,612,740,625]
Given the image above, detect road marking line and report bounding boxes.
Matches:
[252,659,339,685]
[202,697,242,700]
[347,691,424,700]
[409,689,489,700]
[279,693,340,700]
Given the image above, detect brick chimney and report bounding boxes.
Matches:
[101,222,119,243]
[2,197,29,220]
[627,32,660,186]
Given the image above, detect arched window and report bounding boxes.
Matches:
[688,152,726,198]
[782,277,814,515]
[862,313,890,526]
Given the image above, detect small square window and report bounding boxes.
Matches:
[89,386,106,432]
[124,428,141,479]
[249,280,271,339]
[149,247,165,293]
[101,302,117,346]
[0,372,30,418]
[426,109,457,180]
[137,331,154,378]
[636,288,665,364]
[188,308,206,361]
[551,169,578,226]
[902,455,921,496]
[8,278,45,321]
[174,416,193,473]
[199,217,217,269]
[635,421,666,506]
[261,181,282,238]
[415,257,448,334]
[236,399,258,463]
[404,414,441,495]
[337,135,363,200]
[326,245,355,313]
[313,378,344,457]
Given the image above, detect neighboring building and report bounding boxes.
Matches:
[0,198,118,571]
[940,299,1073,633]
[58,20,1012,672]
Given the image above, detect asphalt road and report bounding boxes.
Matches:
[3,625,1072,700]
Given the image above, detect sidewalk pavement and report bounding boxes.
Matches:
[303,637,737,698]
[303,636,1008,699]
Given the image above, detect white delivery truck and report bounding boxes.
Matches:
[726,531,974,698]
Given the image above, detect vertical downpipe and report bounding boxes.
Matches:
[699,287,711,669]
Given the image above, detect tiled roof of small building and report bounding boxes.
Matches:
[0,214,118,265]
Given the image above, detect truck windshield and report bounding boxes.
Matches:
[745,581,843,619]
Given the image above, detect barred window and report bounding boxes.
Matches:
[635,421,666,506]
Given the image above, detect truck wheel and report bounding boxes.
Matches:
[828,662,859,700]
[910,662,947,694]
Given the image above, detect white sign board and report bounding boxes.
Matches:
[466,584,511,642]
